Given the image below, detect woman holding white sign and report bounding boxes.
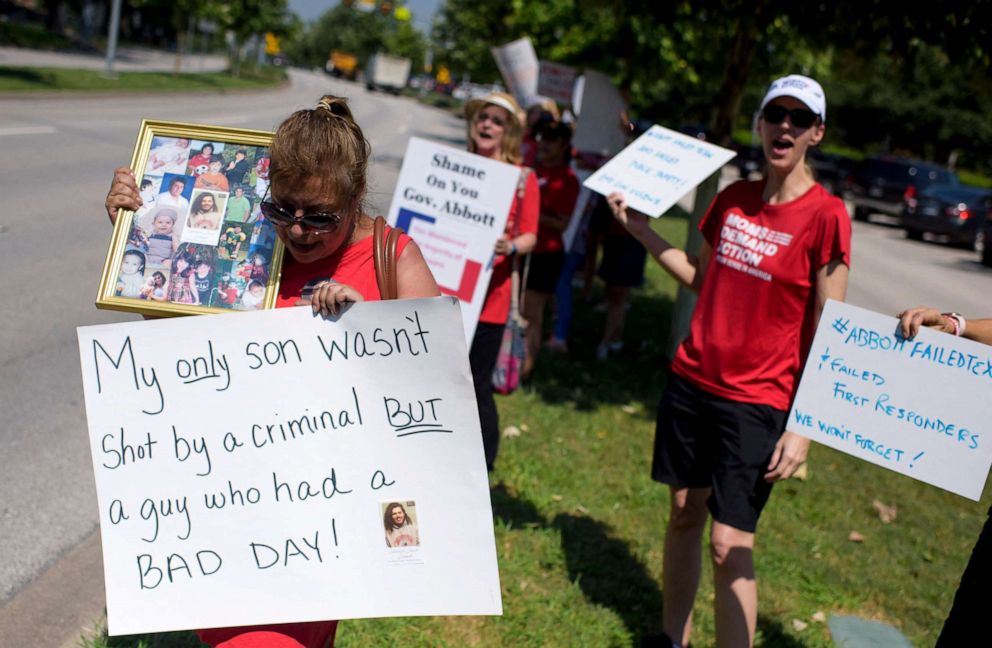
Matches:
[608,75,850,648]
[105,95,439,647]
[462,92,539,470]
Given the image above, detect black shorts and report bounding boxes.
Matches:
[597,233,647,288]
[652,373,787,533]
[526,251,565,294]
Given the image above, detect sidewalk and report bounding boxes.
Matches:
[0,45,227,72]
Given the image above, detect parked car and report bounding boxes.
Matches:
[982,212,992,266]
[729,144,764,179]
[900,184,992,251]
[808,149,856,196]
[844,155,958,222]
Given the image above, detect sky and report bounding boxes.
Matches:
[288,0,443,33]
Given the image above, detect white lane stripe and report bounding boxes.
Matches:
[0,126,57,136]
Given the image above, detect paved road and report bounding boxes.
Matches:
[1,66,990,643]
[0,68,464,633]
[846,218,991,316]
[0,45,228,73]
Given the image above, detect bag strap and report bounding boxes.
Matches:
[509,168,531,323]
[373,216,401,301]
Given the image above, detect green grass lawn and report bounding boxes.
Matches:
[0,66,287,93]
[81,213,987,648]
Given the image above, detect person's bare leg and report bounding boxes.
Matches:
[711,521,757,648]
[663,486,711,646]
[522,290,548,379]
[599,284,630,350]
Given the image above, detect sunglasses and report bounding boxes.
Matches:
[475,112,507,127]
[259,192,342,232]
[761,104,820,129]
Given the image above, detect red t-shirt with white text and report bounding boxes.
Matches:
[671,180,851,410]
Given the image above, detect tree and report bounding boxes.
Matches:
[204,0,292,76]
[430,0,514,83]
[284,4,426,72]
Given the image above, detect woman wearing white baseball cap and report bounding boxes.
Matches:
[608,74,850,647]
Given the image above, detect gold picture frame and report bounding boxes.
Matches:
[96,120,284,317]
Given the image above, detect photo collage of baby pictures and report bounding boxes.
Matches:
[115,136,277,311]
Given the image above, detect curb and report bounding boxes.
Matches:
[0,77,291,101]
[0,529,105,648]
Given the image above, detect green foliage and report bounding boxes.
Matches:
[429,0,992,171]
[0,20,79,50]
[283,6,427,73]
[826,42,992,166]
[0,66,286,92]
[430,0,513,83]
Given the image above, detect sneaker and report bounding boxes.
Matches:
[607,340,624,352]
[546,336,568,352]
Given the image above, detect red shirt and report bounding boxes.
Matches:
[275,226,412,307]
[534,165,580,254]
[478,170,540,324]
[671,180,851,410]
[199,226,410,648]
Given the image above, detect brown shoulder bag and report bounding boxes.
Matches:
[373,215,402,300]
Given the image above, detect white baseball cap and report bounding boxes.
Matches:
[759,74,826,122]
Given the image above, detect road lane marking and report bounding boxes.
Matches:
[0,126,57,136]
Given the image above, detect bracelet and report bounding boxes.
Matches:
[509,242,518,256]
[942,312,966,337]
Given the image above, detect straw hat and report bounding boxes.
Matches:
[464,92,525,128]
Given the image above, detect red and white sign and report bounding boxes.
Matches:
[387,138,521,344]
[537,61,577,105]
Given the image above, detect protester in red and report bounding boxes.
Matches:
[104,95,439,648]
[463,92,539,470]
[608,74,850,648]
[523,121,579,379]
[521,99,559,167]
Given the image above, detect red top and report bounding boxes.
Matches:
[534,165,580,254]
[478,170,540,324]
[671,180,851,411]
[275,226,412,307]
[198,225,409,648]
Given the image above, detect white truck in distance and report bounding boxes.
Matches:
[365,53,412,94]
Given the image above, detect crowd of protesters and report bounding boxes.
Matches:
[100,70,986,648]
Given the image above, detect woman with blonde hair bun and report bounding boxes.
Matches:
[103,95,439,647]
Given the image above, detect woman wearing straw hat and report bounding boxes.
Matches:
[462,92,540,470]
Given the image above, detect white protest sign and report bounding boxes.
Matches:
[571,70,627,157]
[583,125,737,218]
[790,300,992,500]
[491,37,540,107]
[538,60,577,105]
[77,298,501,635]
[387,137,520,344]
